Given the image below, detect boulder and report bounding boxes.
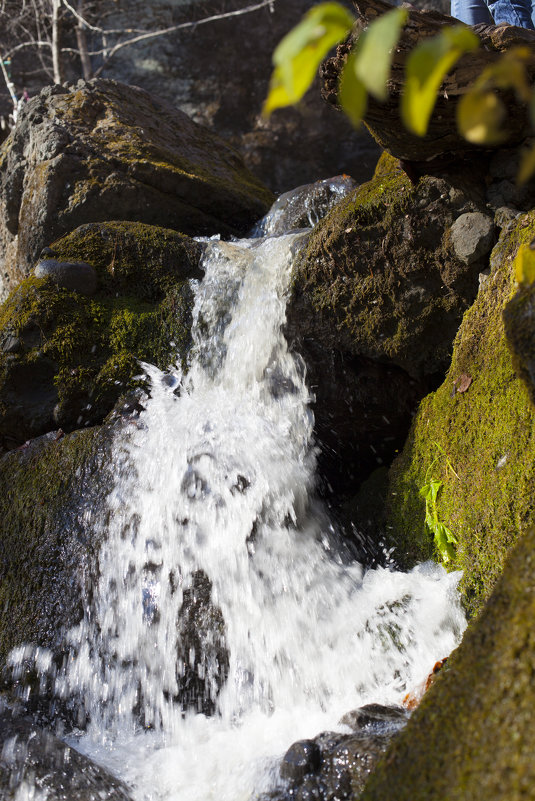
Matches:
[89,0,381,193]
[286,152,490,500]
[0,706,133,800]
[0,78,274,298]
[260,705,408,801]
[0,221,202,451]
[34,259,98,296]
[360,526,535,801]
[359,209,535,615]
[0,426,114,679]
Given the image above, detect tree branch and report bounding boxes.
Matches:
[92,0,276,77]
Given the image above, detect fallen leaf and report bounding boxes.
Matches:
[454,373,472,393]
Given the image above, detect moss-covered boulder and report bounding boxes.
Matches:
[360,525,535,801]
[0,425,114,672]
[375,211,535,616]
[285,153,492,500]
[0,221,200,450]
[288,153,491,379]
[0,78,274,298]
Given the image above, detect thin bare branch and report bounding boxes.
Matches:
[92,0,276,75]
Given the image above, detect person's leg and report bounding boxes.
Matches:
[451,0,494,24]
[486,0,535,26]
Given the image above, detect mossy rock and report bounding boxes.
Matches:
[379,211,535,616]
[50,220,204,301]
[287,151,491,379]
[0,220,200,449]
[360,525,535,801]
[0,425,114,672]
[0,79,274,297]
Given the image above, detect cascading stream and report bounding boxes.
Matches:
[9,196,466,801]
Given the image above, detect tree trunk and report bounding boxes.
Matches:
[76,0,93,80]
[51,0,64,84]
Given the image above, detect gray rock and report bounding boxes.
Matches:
[340,703,408,733]
[0,707,133,800]
[494,206,521,230]
[280,740,321,782]
[34,259,98,296]
[0,334,21,354]
[0,78,274,299]
[450,212,495,265]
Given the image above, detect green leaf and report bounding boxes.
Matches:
[339,51,368,127]
[518,143,535,186]
[352,7,408,101]
[513,240,535,285]
[457,89,506,145]
[433,521,457,563]
[419,479,442,505]
[264,2,355,115]
[401,25,479,136]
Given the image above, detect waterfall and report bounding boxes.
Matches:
[8,200,466,801]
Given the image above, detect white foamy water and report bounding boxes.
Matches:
[10,223,466,801]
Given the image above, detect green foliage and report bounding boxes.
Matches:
[457,47,532,148]
[263,2,354,114]
[339,7,407,127]
[419,478,458,563]
[265,2,535,180]
[514,238,535,285]
[402,26,479,135]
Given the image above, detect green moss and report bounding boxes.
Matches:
[361,526,535,801]
[0,270,193,443]
[51,220,203,301]
[291,155,479,378]
[383,212,535,616]
[0,425,113,668]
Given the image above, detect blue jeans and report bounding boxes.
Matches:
[451,0,535,27]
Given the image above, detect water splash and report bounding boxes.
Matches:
[9,222,466,801]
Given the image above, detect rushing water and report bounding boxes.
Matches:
[8,192,466,801]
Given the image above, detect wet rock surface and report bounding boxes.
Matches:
[0,705,133,800]
[0,78,273,298]
[253,176,358,237]
[0,425,113,696]
[257,705,408,801]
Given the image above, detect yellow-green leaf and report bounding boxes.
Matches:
[514,239,535,285]
[339,51,368,127]
[457,89,506,145]
[352,7,408,101]
[471,47,532,102]
[263,2,355,115]
[401,25,479,136]
[518,142,535,185]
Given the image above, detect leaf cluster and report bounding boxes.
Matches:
[264,1,535,182]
